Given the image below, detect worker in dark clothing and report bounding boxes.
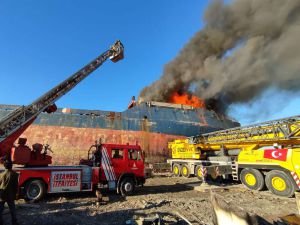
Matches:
[93,145,102,167]
[0,160,19,225]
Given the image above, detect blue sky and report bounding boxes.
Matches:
[0,0,299,125]
[0,1,208,110]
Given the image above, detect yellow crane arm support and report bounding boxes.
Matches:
[190,115,300,145]
[169,115,300,159]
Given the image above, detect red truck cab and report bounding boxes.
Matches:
[82,142,146,196]
[7,142,145,202]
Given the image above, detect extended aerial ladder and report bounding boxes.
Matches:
[0,40,124,165]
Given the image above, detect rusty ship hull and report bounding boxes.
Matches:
[0,102,239,164]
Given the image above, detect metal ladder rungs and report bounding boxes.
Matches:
[231,163,239,181]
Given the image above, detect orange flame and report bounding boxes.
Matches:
[169,92,205,108]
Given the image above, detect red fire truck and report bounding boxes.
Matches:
[0,40,146,201]
[13,140,145,201]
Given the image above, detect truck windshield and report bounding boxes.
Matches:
[128,149,141,160]
[112,149,124,159]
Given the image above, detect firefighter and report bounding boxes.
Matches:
[0,160,19,225]
[127,96,136,109]
[93,145,102,167]
[113,150,122,159]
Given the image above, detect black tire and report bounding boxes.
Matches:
[206,174,221,183]
[181,164,190,178]
[209,167,220,181]
[195,165,203,180]
[24,179,46,202]
[240,168,265,191]
[172,164,181,177]
[265,170,296,197]
[120,177,135,197]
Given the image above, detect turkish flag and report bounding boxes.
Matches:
[263,149,288,161]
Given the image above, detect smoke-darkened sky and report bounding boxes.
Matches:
[140,0,300,123]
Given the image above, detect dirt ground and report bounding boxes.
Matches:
[3,174,298,225]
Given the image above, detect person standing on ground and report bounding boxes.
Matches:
[0,160,19,225]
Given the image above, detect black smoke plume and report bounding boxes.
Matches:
[139,0,300,114]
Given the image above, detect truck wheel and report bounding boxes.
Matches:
[195,165,203,180]
[120,177,135,197]
[240,168,264,191]
[265,170,296,197]
[181,164,190,178]
[172,164,181,177]
[25,180,46,202]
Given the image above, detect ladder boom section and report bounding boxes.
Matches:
[0,40,124,144]
[189,115,300,145]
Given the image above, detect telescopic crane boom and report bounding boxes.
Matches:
[170,115,300,160]
[0,40,124,162]
[189,115,300,146]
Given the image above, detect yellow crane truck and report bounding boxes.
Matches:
[167,115,300,197]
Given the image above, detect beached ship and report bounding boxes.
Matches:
[0,101,239,164]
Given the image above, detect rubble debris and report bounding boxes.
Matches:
[133,213,162,225]
[2,176,297,225]
[175,212,192,225]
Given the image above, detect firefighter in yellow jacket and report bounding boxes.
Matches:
[0,160,19,225]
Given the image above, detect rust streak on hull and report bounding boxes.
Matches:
[20,125,185,164]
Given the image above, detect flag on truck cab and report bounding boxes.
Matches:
[263,149,288,161]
